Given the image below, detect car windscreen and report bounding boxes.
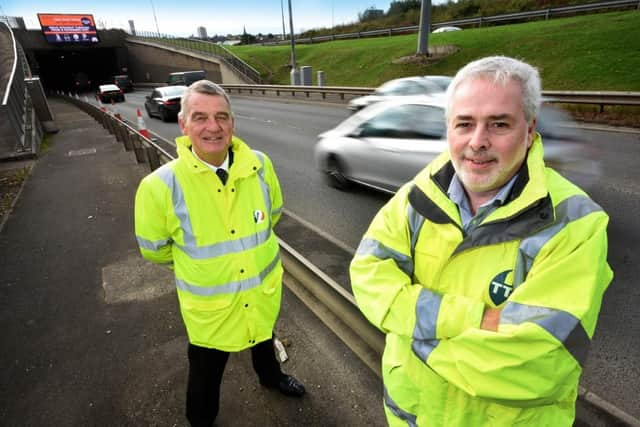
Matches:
[359,104,446,139]
[161,87,187,97]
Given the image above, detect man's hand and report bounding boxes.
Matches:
[481,307,502,331]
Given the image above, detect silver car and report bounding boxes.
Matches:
[347,76,451,112]
[314,97,598,194]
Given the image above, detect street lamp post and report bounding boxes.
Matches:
[280,0,286,42]
[150,0,161,36]
[288,0,299,85]
[417,0,431,55]
[288,0,296,69]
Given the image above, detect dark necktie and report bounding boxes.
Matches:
[216,168,228,185]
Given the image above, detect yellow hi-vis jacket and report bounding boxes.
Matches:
[135,135,284,351]
[350,135,613,426]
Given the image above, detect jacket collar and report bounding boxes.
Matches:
[175,135,262,180]
[414,133,549,223]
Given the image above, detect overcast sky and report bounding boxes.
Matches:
[2,0,448,36]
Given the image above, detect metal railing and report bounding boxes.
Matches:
[60,94,173,171]
[127,33,261,84]
[0,21,42,160]
[221,83,375,100]
[265,0,640,45]
[219,83,640,110]
[57,92,640,427]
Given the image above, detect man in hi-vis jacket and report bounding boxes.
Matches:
[350,56,612,426]
[135,80,305,427]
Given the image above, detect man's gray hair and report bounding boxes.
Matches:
[444,56,541,122]
[178,80,232,120]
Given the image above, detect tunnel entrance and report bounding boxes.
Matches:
[33,47,124,93]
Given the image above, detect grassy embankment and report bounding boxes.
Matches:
[228,11,640,91]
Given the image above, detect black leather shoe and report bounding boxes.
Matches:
[271,374,306,397]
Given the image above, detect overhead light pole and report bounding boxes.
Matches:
[150,0,161,36]
[288,0,296,70]
[280,0,286,42]
[417,0,431,55]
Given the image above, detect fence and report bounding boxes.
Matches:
[61,94,173,171]
[56,92,640,427]
[264,0,640,45]
[0,22,44,160]
[218,83,640,111]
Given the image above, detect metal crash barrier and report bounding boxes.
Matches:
[57,93,640,427]
[61,94,172,172]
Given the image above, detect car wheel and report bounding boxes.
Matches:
[325,156,350,190]
[144,104,153,118]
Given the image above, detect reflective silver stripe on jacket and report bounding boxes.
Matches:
[136,236,171,251]
[413,288,442,340]
[253,150,274,228]
[411,338,440,364]
[355,238,413,278]
[175,252,281,297]
[407,202,425,265]
[411,288,443,362]
[384,387,418,427]
[155,161,273,260]
[500,301,590,365]
[513,194,604,287]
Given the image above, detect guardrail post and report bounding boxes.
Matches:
[113,122,125,144]
[145,145,161,171]
[317,71,325,89]
[105,115,116,135]
[123,129,134,152]
[131,133,146,162]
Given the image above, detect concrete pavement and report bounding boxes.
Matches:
[0,98,384,426]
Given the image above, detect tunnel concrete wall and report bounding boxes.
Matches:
[125,39,251,85]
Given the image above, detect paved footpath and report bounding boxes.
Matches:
[0,99,384,426]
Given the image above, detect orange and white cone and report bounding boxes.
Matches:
[137,108,150,139]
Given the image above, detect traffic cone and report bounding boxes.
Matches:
[137,108,150,139]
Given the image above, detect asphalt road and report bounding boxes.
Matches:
[92,91,640,420]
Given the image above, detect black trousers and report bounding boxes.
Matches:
[186,338,283,427]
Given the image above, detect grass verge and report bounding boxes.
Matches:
[227,11,640,90]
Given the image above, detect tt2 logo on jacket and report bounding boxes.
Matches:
[489,270,513,306]
[253,209,266,224]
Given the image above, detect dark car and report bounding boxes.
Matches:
[72,72,92,93]
[167,70,206,86]
[97,84,125,103]
[113,74,133,92]
[144,85,187,121]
